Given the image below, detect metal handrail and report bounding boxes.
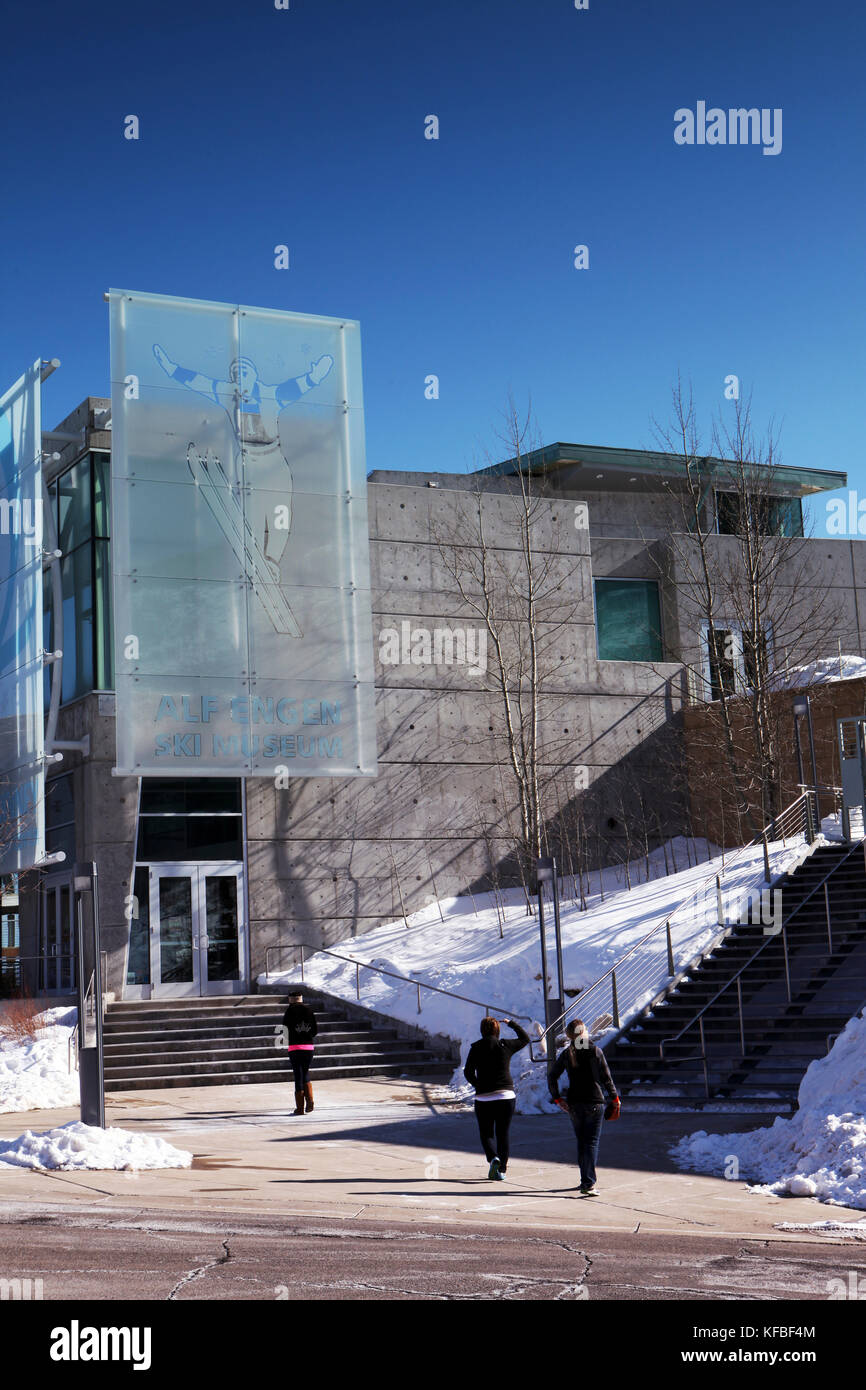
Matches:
[264,941,541,1056]
[658,838,866,1086]
[537,790,820,1052]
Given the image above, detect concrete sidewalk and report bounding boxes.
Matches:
[0,1080,852,1241]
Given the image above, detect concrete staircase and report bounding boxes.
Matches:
[606,843,866,1112]
[102,990,454,1091]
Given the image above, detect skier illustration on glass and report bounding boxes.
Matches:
[152,343,334,637]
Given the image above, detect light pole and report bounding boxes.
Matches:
[793,694,819,840]
[535,856,564,1029]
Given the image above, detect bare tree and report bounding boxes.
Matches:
[431,397,589,884]
[648,378,845,833]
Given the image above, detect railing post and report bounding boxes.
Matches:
[666,920,675,976]
[611,970,619,1029]
[782,925,792,1002]
[355,961,360,1000]
[699,1017,710,1099]
[417,982,422,1014]
[825,882,833,953]
[763,833,771,884]
[737,977,745,1055]
[716,875,725,927]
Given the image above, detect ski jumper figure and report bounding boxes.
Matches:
[152,343,334,636]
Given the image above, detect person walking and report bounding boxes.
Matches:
[548,1018,620,1194]
[282,991,318,1115]
[464,1016,530,1180]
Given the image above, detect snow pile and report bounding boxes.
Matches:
[261,832,820,1114]
[770,655,866,691]
[671,1010,866,1209]
[0,1120,192,1171]
[0,1007,80,1114]
[775,1219,866,1239]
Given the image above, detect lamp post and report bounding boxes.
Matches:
[535,856,564,1030]
[793,694,819,840]
[74,862,105,1129]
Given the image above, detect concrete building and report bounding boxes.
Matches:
[17,400,857,1001]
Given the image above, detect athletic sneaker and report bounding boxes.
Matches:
[488,1158,505,1181]
[579,1181,597,1195]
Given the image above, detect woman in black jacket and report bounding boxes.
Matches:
[464,1016,530,1180]
[282,992,319,1115]
[548,1018,620,1194]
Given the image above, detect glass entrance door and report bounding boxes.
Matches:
[147,864,245,998]
[39,875,75,993]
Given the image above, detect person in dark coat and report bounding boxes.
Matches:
[464,1016,530,1180]
[548,1017,619,1194]
[282,992,318,1115]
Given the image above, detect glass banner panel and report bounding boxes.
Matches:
[0,362,45,873]
[109,289,377,778]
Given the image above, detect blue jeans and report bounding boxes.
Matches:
[568,1102,604,1186]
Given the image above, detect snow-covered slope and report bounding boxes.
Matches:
[671,1009,866,1209]
[262,831,826,1112]
[0,1007,80,1114]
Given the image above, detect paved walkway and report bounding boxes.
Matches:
[0,1080,851,1241]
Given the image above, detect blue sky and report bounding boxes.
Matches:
[1,0,863,534]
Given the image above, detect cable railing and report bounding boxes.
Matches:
[657,838,866,1096]
[537,790,821,1055]
[264,941,542,1057]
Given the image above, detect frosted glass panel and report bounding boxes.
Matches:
[0,362,45,873]
[110,290,376,779]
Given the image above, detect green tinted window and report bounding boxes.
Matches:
[595,579,663,662]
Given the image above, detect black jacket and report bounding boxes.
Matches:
[549,1042,617,1106]
[464,1022,530,1095]
[282,1002,318,1046]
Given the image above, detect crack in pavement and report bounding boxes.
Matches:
[167,1238,232,1300]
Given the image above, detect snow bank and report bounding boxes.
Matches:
[261,832,819,1114]
[0,1007,80,1114]
[671,1010,866,1209]
[0,1120,192,1171]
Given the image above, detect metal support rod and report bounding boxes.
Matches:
[416,982,422,1015]
[763,833,771,884]
[355,961,360,1000]
[737,977,745,1055]
[666,920,675,976]
[611,969,619,1029]
[716,875,724,927]
[825,882,833,953]
[782,925,792,1002]
[699,1017,709,1099]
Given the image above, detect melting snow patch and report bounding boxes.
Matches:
[0,1121,192,1171]
[671,1011,866,1209]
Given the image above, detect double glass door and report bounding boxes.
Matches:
[147,863,245,997]
[39,875,76,993]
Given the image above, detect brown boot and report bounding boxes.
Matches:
[304,1082,314,1113]
[292,1090,305,1115]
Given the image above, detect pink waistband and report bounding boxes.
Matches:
[288,1044,315,1051]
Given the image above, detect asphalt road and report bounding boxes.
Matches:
[1,1202,864,1301]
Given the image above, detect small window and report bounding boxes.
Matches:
[595,579,663,662]
[716,491,803,538]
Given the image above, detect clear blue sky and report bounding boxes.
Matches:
[1,0,863,535]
